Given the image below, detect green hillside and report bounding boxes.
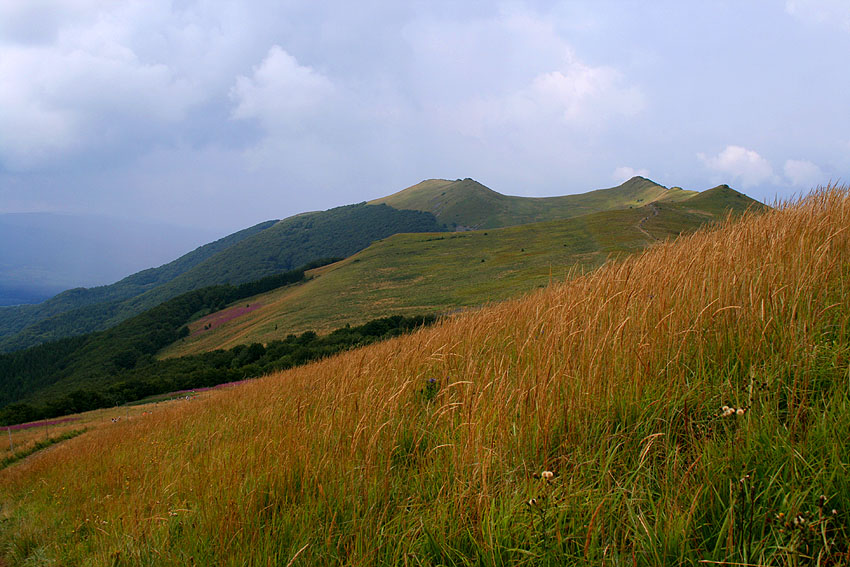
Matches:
[0,221,279,352]
[111,203,443,317]
[370,176,697,229]
[0,177,751,355]
[0,204,443,353]
[163,185,763,357]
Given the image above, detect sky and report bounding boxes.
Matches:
[1,0,848,234]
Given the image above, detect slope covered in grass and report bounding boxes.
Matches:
[0,204,442,353]
[2,188,847,566]
[162,188,762,357]
[370,175,697,229]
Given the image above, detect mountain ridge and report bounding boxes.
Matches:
[370,176,698,229]
[0,176,759,353]
[0,179,765,422]
[0,204,443,352]
[161,183,765,357]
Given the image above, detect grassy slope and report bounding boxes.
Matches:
[370,176,698,229]
[0,176,693,353]
[161,187,761,357]
[1,187,846,566]
[108,203,443,320]
[0,205,442,353]
[0,176,694,353]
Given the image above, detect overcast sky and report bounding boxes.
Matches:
[1,0,848,233]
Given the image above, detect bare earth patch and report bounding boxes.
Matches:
[191,303,263,336]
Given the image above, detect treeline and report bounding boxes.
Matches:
[0,314,436,426]
[0,260,339,417]
[125,203,445,312]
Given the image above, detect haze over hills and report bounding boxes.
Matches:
[0,213,222,306]
[0,220,279,351]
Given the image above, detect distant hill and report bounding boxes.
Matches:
[0,220,278,350]
[0,205,443,352]
[370,176,697,229]
[162,183,765,357]
[0,213,221,305]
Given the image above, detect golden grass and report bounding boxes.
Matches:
[1,397,212,464]
[1,186,848,565]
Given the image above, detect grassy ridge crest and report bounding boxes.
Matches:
[370,175,698,229]
[163,187,763,357]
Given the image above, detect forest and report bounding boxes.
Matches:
[0,259,437,425]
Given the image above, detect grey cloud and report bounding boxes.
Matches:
[0,1,848,233]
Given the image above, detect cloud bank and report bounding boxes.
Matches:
[0,1,847,230]
[698,146,776,188]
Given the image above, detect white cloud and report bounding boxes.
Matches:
[612,166,650,184]
[408,9,644,138]
[786,0,850,31]
[230,46,335,131]
[698,145,776,188]
[515,58,644,124]
[0,1,221,170]
[784,159,823,187]
[2,1,845,231]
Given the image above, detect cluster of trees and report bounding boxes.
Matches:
[143,203,444,297]
[0,314,436,426]
[0,262,336,416]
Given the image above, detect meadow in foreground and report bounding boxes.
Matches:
[1,187,849,565]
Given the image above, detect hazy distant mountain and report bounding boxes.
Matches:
[0,213,221,305]
[0,219,279,350]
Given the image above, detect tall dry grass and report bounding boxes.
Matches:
[2,186,849,565]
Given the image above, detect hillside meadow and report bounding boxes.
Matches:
[162,193,749,358]
[1,187,849,565]
[369,176,697,229]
